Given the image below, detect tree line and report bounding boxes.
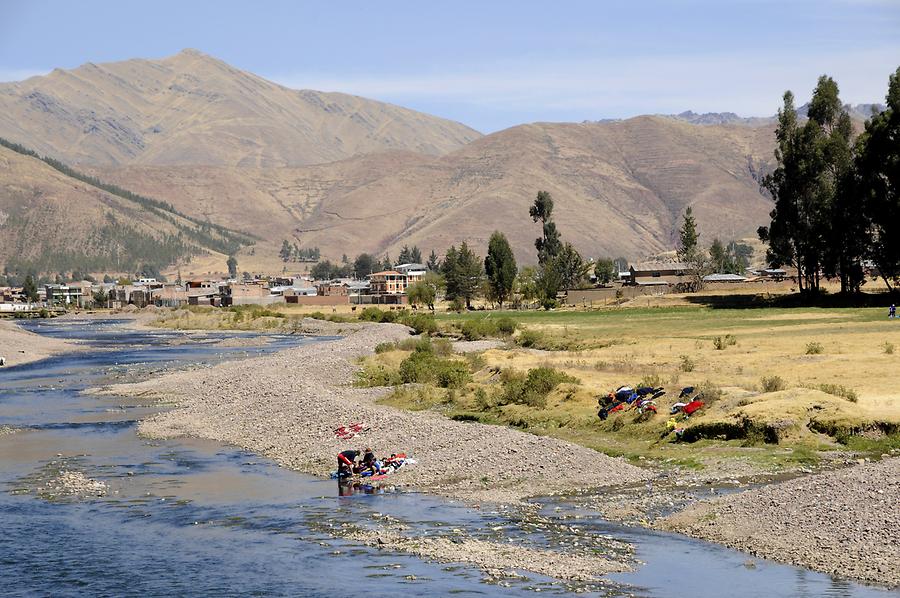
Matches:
[759,67,900,294]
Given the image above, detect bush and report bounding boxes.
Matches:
[712,334,737,350]
[679,355,696,372]
[431,337,454,357]
[883,341,894,355]
[496,317,518,335]
[308,311,327,321]
[760,375,786,393]
[355,363,402,387]
[399,350,435,383]
[400,312,437,335]
[398,351,470,388]
[374,342,395,354]
[696,380,724,402]
[434,360,471,389]
[498,367,578,409]
[805,341,824,355]
[516,329,543,348]
[638,372,663,388]
[816,383,858,402]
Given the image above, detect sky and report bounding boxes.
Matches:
[1,1,898,132]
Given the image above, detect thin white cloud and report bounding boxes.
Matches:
[268,46,899,122]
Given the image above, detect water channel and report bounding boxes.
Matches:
[0,319,892,597]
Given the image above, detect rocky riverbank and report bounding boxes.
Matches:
[96,319,651,503]
[0,319,80,367]
[660,456,900,588]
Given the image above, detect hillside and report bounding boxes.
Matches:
[0,140,251,275]
[93,116,777,269]
[0,49,481,168]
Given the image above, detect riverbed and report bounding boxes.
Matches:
[0,319,892,597]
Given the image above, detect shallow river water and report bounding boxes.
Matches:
[0,319,892,597]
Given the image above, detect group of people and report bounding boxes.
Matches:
[336,448,409,479]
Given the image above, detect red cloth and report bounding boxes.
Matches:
[683,400,704,416]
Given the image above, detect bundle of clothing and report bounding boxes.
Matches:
[597,386,666,420]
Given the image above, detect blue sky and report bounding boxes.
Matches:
[1,0,897,132]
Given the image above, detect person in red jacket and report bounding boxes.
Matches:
[337,449,359,478]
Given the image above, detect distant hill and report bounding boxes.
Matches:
[0,138,251,275]
[93,116,778,269]
[0,49,481,168]
[665,103,883,126]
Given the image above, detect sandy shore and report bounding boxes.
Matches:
[96,319,651,503]
[0,319,80,367]
[661,457,900,588]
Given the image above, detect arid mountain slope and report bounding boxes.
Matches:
[0,142,243,274]
[0,49,480,168]
[95,116,777,268]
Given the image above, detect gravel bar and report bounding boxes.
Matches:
[99,320,651,502]
[660,457,900,588]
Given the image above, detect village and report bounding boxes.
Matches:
[0,260,794,315]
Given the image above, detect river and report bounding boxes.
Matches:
[0,318,892,597]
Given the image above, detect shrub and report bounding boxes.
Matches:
[498,367,578,409]
[816,383,858,403]
[760,375,786,393]
[679,355,696,372]
[517,329,543,348]
[399,350,435,383]
[712,335,737,350]
[431,337,454,357]
[474,387,494,410]
[398,350,470,388]
[434,360,471,389]
[883,341,894,355]
[805,341,824,355]
[355,363,402,387]
[400,312,437,335]
[460,319,489,340]
[638,372,663,388]
[374,342,395,354]
[308,311,327,321]
[496,317,518,335]
[696,380,724,402]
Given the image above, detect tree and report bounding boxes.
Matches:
[279,240,292,262]
[426,249,440,271]
[677,207,709,290]
[484,231,517,308]
[441,242,483,309]
[310,260,336,280]
[226,255,238,279]
[406,280,436,309]
[760,77,855,294]
[709,238,728,273]
[552,242,589,290]
[92,288,108,308]
[381,254,393,271]
[594,258,616,285]
[397,245,423,264]
[514,266,539,308]
[353,253,377,278]
[613,257,628,273]
[23,274,39,302]
[530,190,562,264]
[857,67,900,290]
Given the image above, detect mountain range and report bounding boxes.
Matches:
[0,49,871,276]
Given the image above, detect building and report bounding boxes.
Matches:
[44,284,83,307]
[369,271,407,295]
[221,283,282,306]
[394,263,426,284]
[702,273,748,283]
[627,262,695,286]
